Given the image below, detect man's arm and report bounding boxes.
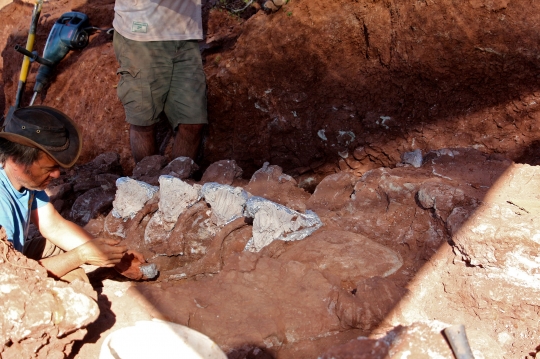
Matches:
[31,202,127,278]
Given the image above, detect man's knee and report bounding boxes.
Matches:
[61,267,90,283]
[23,237,62,261]
[23,237,89,283]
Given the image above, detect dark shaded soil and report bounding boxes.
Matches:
[2,0,539,177]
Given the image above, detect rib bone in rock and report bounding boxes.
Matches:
[158,176,201,225]
[145,177,201,244]
[112,177,158,220]
[244,196,323,252]
[201,182,248,226]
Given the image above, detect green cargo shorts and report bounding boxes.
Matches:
[113,31,208,128]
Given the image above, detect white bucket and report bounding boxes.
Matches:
[99,319,227,359]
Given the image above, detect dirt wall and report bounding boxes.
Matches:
[203,0,540,175]
[1,0,539,176]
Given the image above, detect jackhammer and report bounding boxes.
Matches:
[12,11,111,109]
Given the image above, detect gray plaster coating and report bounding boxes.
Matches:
[158,176,201,223]
[140,263,159,279]
[201,182,249,225]
[244,196,323,252]
[111,177,159,219]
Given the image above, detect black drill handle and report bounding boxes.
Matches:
[14,44,55,67]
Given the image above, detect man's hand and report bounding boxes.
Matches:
[32,203,129,278]
[75,237,128,267]
[114,250,147,280]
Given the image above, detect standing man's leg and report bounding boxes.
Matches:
[130,123,156,163]
[172,123,204,161]
[167,40,208,161]
[113,31,173,163]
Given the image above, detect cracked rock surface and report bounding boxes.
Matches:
[7,148,540,359]
[0,228,99,359]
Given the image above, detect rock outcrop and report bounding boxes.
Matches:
[6,147,540,358]
[0,227,99,359]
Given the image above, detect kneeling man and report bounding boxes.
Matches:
[0,106,126,282]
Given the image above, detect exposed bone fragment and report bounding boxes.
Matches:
[158,176,201,224]
[144,177,200,244]
[201,182,249,226]
[161,217,247,280]
[112,177,158,219]
[244,196,323,252]
[144,211,170,244]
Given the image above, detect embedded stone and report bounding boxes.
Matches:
[401,149,423,168]
[245,162,310,212]
[71,186,116,225]
[306,172,358,211]
[159,156,199,179]
[132,155,168,179]
[200,160,243,185]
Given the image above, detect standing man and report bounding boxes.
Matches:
[0,106,127,282]
[113,0,207,163]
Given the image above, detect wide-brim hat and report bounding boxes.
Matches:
[0,106,82,168]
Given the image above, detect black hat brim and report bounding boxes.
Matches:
[0,106,82,168]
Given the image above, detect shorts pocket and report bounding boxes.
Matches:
[116,66,142,113]
[116,65,155,124]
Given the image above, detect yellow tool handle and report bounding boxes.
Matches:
[14,0,43,108]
